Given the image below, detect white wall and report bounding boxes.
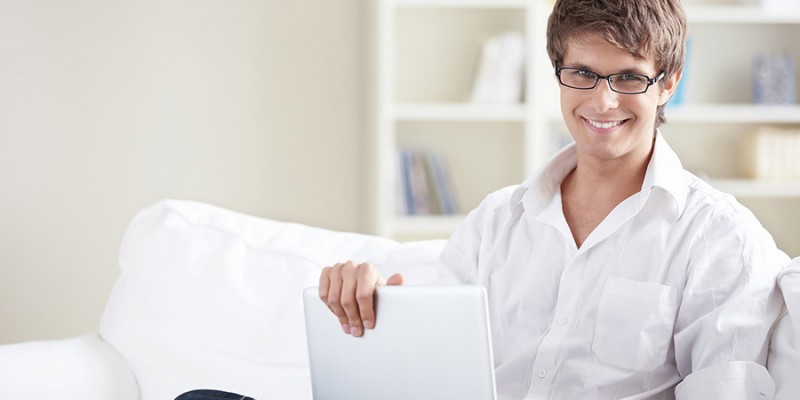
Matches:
[0,1,363,343]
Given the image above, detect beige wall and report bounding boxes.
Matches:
[0,1,363,343]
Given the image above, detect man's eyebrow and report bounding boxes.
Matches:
[560,63,650,76]
[615,67,650,75]
[561,63,594,71]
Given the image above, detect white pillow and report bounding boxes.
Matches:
[99,200,444,400]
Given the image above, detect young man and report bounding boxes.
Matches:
[319,0,790,399]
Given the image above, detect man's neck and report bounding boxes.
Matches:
[560,139,655,248]
[570,152,650,199]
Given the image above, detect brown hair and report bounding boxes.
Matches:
[546,0,687,127]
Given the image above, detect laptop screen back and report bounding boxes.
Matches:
[303,285,497,400]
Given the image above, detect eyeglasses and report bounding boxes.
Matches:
[555,67,665,94]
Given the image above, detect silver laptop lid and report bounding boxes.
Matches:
[303,285,497,400]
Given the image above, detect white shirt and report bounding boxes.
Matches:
[439,133,789,400]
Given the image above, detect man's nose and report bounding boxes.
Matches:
[589,78,620,112]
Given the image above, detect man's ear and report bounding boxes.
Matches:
[659,68,683,106]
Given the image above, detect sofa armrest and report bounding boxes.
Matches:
[770,260,800,400]
[769,310,800,400]
[0,333,139,400]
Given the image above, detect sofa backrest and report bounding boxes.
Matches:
[99,200,445,400]
[99,200,799,400]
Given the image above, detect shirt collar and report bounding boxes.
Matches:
[509,130,689,219]
[642,130,689,218]
[509,142,577,215]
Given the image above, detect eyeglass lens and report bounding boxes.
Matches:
[559,69,650,94]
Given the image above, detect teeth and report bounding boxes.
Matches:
[587,119,623,129]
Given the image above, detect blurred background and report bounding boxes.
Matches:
[1,1,364,343]
[2,0,798,344]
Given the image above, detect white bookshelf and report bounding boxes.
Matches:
[393,215,465,237]
[685,6,800,24]
[368,0,800,256]
[712,179,800,198]
[394,0,528,8]
[668,104,800,123]
[546,104,800,124]
[668,0,800,256]
[370,0,551,239]
[394,103,527,121]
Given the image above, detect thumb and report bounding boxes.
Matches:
[386,273,404,286]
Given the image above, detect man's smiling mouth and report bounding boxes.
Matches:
[584,118,626,129]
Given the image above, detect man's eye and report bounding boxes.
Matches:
[576,70,596,78]
[618,74,646,82]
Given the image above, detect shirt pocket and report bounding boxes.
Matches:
[591,276,679,372]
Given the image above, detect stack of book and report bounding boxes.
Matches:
[753,53,796,104]
[470,32,526,105]
[741,127,800,180]
[396,149,458,216]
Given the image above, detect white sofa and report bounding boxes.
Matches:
[0,200,797,400]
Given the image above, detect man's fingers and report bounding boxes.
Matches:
[319,261,387,337]
[324,264,349,330]
[386,273,405,286]
[339,265,363,336]
[356,263,379,330]
[318,266,332,304]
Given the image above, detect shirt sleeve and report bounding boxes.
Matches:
[435,202,486,285]
[673,205,789,400]
[675,361,775,399]
[436,186,517,285]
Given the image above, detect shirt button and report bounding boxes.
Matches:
[558,316,568,325]
[537,369,547,378]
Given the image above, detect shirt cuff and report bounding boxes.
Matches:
[675,361,775,400]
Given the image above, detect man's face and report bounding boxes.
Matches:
[559,33,678,166]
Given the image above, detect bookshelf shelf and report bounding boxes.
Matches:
[394,103,527,121]
[394,0,528,9]
[545,104,800,124]
[667,104,800,124]
[686,6,800,24]
[711,179,800,198]
[393,215,466,236]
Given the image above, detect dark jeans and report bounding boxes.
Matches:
[175,389,257,400]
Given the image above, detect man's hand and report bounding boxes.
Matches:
[319,261,404,337]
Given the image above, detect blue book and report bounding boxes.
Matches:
[669,37,691,107]
[427,152,457,215]
[400,150,415,215]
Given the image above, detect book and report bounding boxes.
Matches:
[396,150,458,216]
[470,32,526,105]
[426,152,457,214]
[396,151,411,215]
[668,37,691,107]
[400,150,416,215]
[741,127,800,180]
[408,151,432,215]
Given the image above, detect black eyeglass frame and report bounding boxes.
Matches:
[555,67,666,94]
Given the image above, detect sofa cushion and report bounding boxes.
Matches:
[99,200,445,400]
[0,333,139,400]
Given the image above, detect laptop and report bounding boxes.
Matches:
[302,285,497,400]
